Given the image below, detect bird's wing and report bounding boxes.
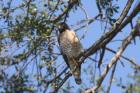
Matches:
[58,29,82,84]
[58,34,70,68]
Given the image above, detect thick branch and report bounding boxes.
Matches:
[80,0,138,62]
[84,21,139,93]
[52,1,140,92]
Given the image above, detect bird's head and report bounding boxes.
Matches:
[58,22,70,33]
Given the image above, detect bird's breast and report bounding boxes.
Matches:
[65,30,79,43]
[59,30,82,57]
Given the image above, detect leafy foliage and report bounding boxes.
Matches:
[0,0,139,93]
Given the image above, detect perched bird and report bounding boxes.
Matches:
[58,22,83,84]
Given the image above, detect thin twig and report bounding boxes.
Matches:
[106,62,117,93]
[80,0,137,62]
[84,20,138,93]
[106,47,140,68]
[51,72,72,93]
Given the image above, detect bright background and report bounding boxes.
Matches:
[0,0,140,93]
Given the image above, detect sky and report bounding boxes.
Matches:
[0,0,140,93]
[66,0,140,93]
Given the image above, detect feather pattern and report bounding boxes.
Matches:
[58,26,83,84]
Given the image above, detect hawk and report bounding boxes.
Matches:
[58,22,83,84]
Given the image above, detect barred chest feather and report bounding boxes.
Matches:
[59,30,83,58]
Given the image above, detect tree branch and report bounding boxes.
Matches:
[51,72,72,93]
[106,47,140,68]
[106,62,117,93]
[49,1,140,92]
[80,0,137,62]
[84,19,139,93]
[52,0,79,23]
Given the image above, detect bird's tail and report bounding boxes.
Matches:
[68,57,82,84]
[73,65,81,84]
[69,58,82,84]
